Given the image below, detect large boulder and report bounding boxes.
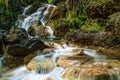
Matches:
[28,20,51,37]
[7,44,29,57]
[57,54,92,68]
[62,30,111,47]
[6,38,49,68]
[26,57,55,72]
[7,39,47,57]
[61,61,120,80]
[56,48,93,68]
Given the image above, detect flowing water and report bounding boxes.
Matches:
[0,4,120,80]
[17,4,55,39]
[1,44,120,80]
[0,66,64,80]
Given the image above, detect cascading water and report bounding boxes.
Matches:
[1,42,120,80]
[0,54,64,80]
[1,3,120,80]
[17,4,55,39]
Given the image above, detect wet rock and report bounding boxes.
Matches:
[18,15,26,21]
[63,30,111,47]
[44,42,62,49]
[4,28,28,45]
[28,27,36,36]
[97,47,120,59]
[56,49,92,68]
[26,57,55,71]
[5,33,21,45]
[43,48,55,54]
[7,44,29,57]
[60,48,84,56]
[6,38,48,68]
[7,39,48,56]
[15,28,28,39]
[27,20,44,37]
[23,51,38,64]
[28,20,54,37]
[0,30,8,55]
[57,55,92,68]
[61,61,120,80]
[6,55,23,68]
[37,25,52,37]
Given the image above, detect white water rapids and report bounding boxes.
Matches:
[0,43,120,80]
[17,4,55,39]
[0,4,120,80]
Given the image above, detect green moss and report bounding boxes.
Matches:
[48,0,54,4]
[81,19,106,32]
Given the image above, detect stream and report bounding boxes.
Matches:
[0,44,120,80]
[0,4,120,80]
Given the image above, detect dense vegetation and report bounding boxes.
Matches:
[0,0,105,30]
[0,0,120,41]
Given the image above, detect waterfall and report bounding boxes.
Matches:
[2,3,120,78]
[17,4,56,39]
[18,7,44,31]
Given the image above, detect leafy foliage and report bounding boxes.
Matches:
[0,0,48,30]
[81,19,106,32]
[47,0,54,4]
